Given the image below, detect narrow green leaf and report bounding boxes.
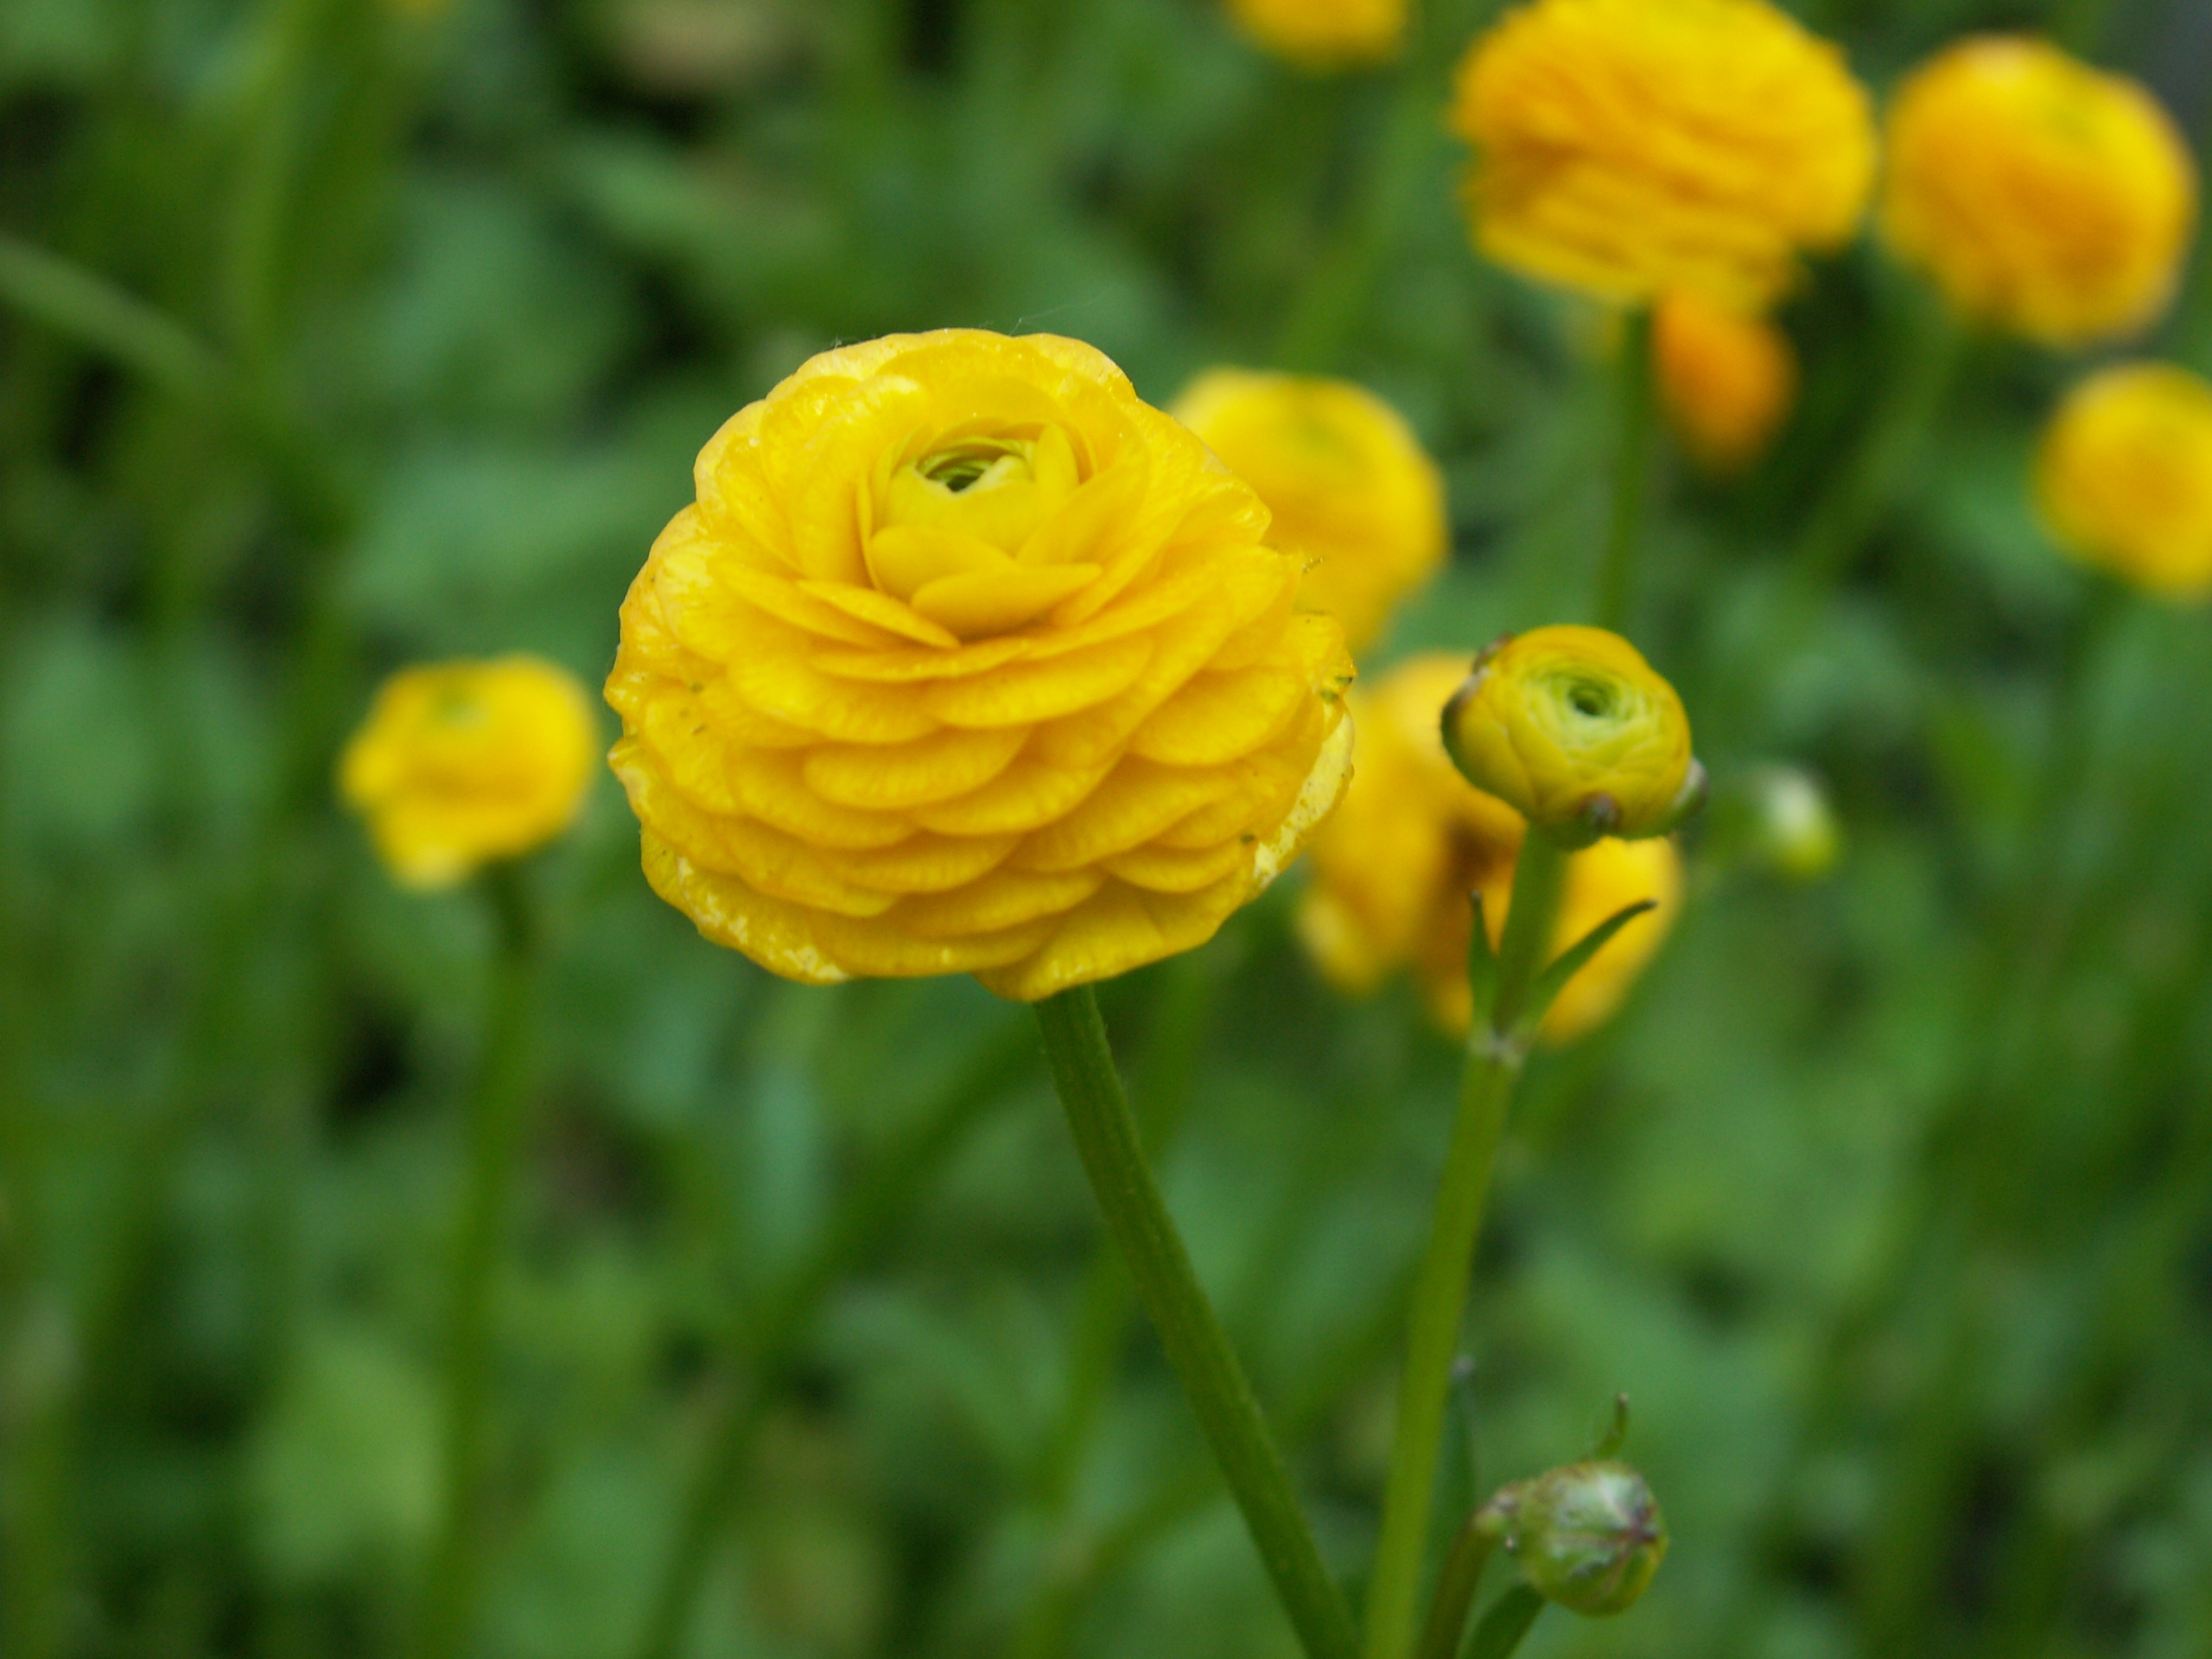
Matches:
[1464,1586,1545,1659]
[1516,899,1658,1040]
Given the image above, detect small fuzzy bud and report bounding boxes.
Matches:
[1487,1459,1667,1617]
[1747,765,1840,880]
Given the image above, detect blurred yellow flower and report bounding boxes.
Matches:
[340,657,598,890]
[1450,0,1876,309]
[1652,289,1797,474]
[2037,362,2212,601]
[1172,368,1446,653]
[605,330,1356,1002]
[1225,0,1407,67]
[1298,654,1678,1043]
[1881,37,2196,347]
[1441,626,1694,843]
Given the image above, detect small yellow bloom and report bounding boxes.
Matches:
[1881,37,2196,347]
[1172,368,1446,653]
[1451,0,1876,309]
[1651,290,1797,474]
[1225,0,1408,67]
[340,657,599,889]
[2037,362,2212,601]
[606,330,1356,1001]
[1298,654,1678,1043]
[1441,627,1694,844]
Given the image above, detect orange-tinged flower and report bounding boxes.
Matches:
[340,657,599,889]
[1298,653,1679,1043]
[1652,290,1797,474]
[1441,627,1694,844]
[1451,0,1876,309]
[2037,362,2212,601]
[605,330,1356,1001]
[1172,368,1446,653]
[1226,0,1408,67]
[1881,37,2196,347]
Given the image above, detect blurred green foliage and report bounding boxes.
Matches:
[3,1,2212,1657]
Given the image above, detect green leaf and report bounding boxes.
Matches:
[1465,1586,1545,1659]
[1516,899,1658,1040]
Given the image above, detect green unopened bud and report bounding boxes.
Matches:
[1747,765,1839,881]
[1485,1459,1667,1616]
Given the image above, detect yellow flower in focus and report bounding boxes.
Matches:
[1297,654,1678,1044]
[1451,0,1876,309]
[1172,369,1446,653]
[1226,0,1407,67]
[1441,627,1694,844]
[605,330,1356,1002]
[1652,290,1797,474]
[1881,37,2196,347]
[340,657,599,889]
[2037,362,2212,601]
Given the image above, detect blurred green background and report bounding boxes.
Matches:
[4,0,2212,1656]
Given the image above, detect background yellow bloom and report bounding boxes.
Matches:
[1299,654,1678,1043]
[1451,0,1875,309]
[606,329,1355,1002]
[2037,362,2212,602]
[1172,368,1446,654]
[1224,0,1407,67]
[1880,37,2196,347]
[340,656,599,889]
[1441,626,1693,842]
[1652,289,1797,474]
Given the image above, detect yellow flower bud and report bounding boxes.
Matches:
[1450,0,1876,309]
[2037,361,2212,602]
[1171,369,1446,654]
[340,657,599,890]
[1224,0,1408,68]
[1487,1460,1668,1617]
[1296,655,1679,1046]
[1440,627,1694,845]
[1652,289,1797,474]
[605,330,1356,1001]
[1880,37,2196,347]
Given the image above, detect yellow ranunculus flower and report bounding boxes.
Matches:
[1171,368,1446,654]
[1881,37,2196,347]
[1450,0,1876,309]
[605,329,1356,1002]
[1442,627,1693,844]
[2036,362,2212,601]
[1652,289,1797,474]
[340,657,599,889]
[1225,0,1407,67]
[1298,654,1678,1043]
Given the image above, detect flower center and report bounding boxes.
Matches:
[878,426,1082,557]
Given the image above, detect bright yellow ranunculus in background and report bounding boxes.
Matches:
[1298,654,1679,1043]
[1450,0,1876,310]
[340,657,599,889]
[1441,626,1693,843]
[2037,362,2212,601]
[604,329,1357,1002]
[1172,368,1446,654]
[1652,290,1798,474]
[1225,0,1408,67]
[1881,37,2196,348]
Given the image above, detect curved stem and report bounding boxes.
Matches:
[1594,308,1654,633]
[1033,986,1358,1659]
[1415,1512,1499,1659]
[413,865,538,1659]
[1362,836,1567,1659]
[632,1022,1030,1659]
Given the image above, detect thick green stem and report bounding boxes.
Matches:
[633,1023,1030,1659]
[1033,987,1358,1659]
[413,866,538,1659]
[1363,836,1567,1659]
[1594,308,1654,634]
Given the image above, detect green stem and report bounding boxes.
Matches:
[1363,835,1567,1659]
[413,865,539,1659]
[1594,308,1654,633]
[1033,986,1358,1659]
[0,235,226,398]
[633,1021,1032,1659]
[1463,1586,1545,1659]
[1415,1513,1500,1659]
